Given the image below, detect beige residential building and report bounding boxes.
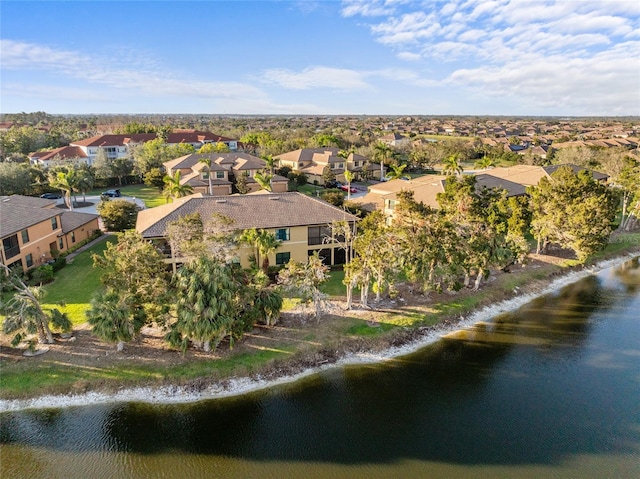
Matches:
[274,148,377,184]
[164,152,288,195]
[1,195,100,273]
[136,192,358,269]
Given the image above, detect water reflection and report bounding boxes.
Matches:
[2,258,639,477]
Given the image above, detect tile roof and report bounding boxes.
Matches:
[60,211,100,233]
[136,192,357,238]
[0,196,60,238]
[28,145,88,162]
[71,131,235,148]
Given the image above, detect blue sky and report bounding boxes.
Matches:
[1,0,639,116]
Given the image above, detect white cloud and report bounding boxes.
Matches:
[0,39,267,102]
[341,0,398,17]
[262,66,371,90]
[344,0,640,113]
[397,51,422,61]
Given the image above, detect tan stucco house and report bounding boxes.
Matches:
[164,152,288,195]
[136,192,357,269]
[1,195,100,273]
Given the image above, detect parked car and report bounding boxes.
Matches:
[102,189,122,197]
[339,184,358,194]
[324,180,341,189]
[40,193,62,199]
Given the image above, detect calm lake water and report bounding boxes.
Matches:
[2,258,639,479]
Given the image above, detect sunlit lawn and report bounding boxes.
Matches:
[85,183,166,208]
[40,236,115,324]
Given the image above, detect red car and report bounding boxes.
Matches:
[339,184,357,194]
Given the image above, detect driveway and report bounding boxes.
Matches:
[62,195,145,215]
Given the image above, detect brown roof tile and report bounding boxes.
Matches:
[136,192,357,238]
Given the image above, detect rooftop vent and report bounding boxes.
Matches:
[269,196,280,201]
[215,199,227,203]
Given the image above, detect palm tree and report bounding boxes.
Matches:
[256,229,280,273]
[163,171,193,202]
[76,168,94,204]
[442,154,463,176]
[49,169,79,210]
[239,228,261,269]
[87,290,137,352]
[344,169,355,201]
[474,156,494,170]
[386,163,408,181]
[373,142,395,181]
[254,171,273,192]
[198,156,214,195]
[261,155,277,174]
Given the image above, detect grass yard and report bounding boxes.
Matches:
[85,183,166,208]
[40,235,115,324]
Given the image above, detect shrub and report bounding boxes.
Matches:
[29,264,54,285]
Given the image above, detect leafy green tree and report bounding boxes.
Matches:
[322,165,336,185]
[89,230,169,350]
[614,157,640,231]
[93,147,112,181]
[198,142,230,154]
[0,162,33,195]
[163,171,193,202]
[278,252,329,322]
[235,171,251,194]
[530,166,618,261]
[97,199,139,231]
[144,167,166,192]
[111,157,133,185]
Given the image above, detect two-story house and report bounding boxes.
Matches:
[135,192,358,269]
[0,195,100,273]
[29,130,239,167]
[274,148,376,185]
[164,152,289,195]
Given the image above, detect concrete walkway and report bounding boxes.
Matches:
[65,233,113,262]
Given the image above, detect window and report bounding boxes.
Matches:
[25,254,33,268]
[202,171,210,180]
[51,216,58,230]
[2,235,20,259]
[21,229,30,244]
[276,252,291,265]
[216,171,225,179]
[58,237,64,250]
[71,231,76,243]
[275,228,290,241]
[308,248,332,265]
[308,226,332,245]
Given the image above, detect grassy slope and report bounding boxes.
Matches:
[2,232,639,399]
[41,236,115,324]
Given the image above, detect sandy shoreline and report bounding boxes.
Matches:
[1,252,638,413]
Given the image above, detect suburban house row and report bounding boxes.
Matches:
[0,195,100,273]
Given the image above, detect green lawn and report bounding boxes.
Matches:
[40,236,115,324]
[85,183,166,208]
